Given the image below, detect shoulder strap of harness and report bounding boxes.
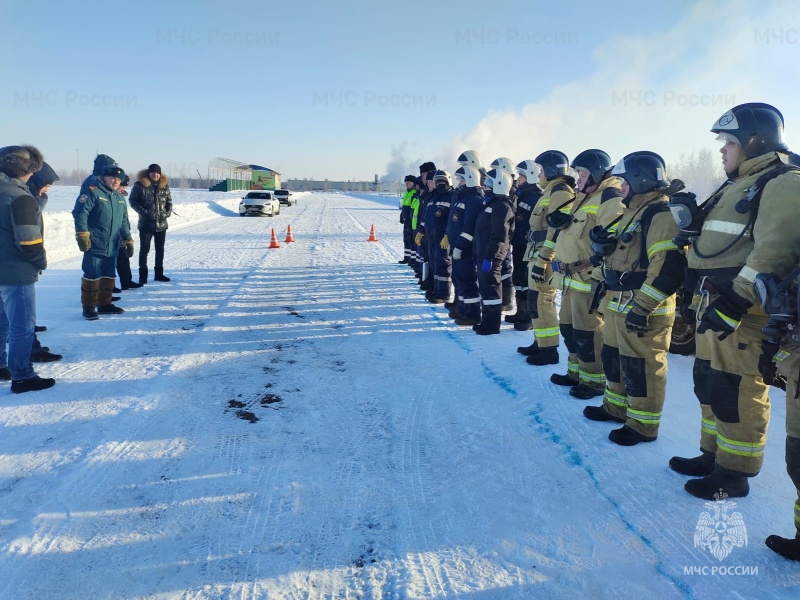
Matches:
[637,202,671,269]
[748,164,800,244]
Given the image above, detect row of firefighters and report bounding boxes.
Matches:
[397,102,800,562]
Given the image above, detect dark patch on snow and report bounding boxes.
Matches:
[284,306,305,319]
[264,383,274,388]
[330,324,343,330]
[287,359,297,365]
[236,410,259,423]
[228,400,247,409]
[260,393,282,406]
[262,366,277,374]
[270,358,281,364]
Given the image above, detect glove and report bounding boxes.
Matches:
[76,231,91,252]
[677,288,696,323]
[414,232,424,246]
[440,234,449,250]
[452,247,463,260]
[125,239,135,258]
[624,304,651,334]
[697,292,751,341]
[399,214,405,224]
[530,261,547,284]
[482,259,493,273]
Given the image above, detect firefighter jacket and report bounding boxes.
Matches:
[511,182,541,247]
[602,191,685,317]
[525,176,575,262]
[550,177,624,293]
[473,193,515,263]
[423,186,454,239]
[687,151,800,310]
[447,185,485,257]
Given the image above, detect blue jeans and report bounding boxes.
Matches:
[0,284,36,380]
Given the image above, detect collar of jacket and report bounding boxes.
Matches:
[542,175,574,195]
[0,172,31,194]
[137,170,169,189]
[623,190,667,210]
[735,151,785,179]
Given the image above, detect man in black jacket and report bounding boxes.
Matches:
[0,145,55,393]
[129,163,173,283]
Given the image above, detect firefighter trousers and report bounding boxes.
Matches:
[559,284,605,390]
[527,261,559,348]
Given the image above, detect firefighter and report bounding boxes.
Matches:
[448,165,485,326]
[505,160,541,332]
[423,170,454,303]
[670,103,800,500]
[490,157,518,313]
[582,151,685,446]
[549,150,624,399]
[472,169,515,335]
[523,151,576,365]
[399,175,417,264]
[414,162,436,291]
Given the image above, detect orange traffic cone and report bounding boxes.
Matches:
[367,224,378,242]
[285,225,295,243]
[269,228,281,249]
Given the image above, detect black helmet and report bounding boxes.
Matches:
[610,151,669,195]
[432,169,452,187]
[534,150,570,180]
[571,149,613,186]
[711,102,788,159]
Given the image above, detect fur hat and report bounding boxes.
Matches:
[0,145,44,179]
[102,165,126,180]
[419,161,436,174]
[404,175,416,183]
[148,163,162,174]
[93,154,117,176]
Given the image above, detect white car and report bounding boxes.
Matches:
[274,189,293,206]
[239,191,280,217]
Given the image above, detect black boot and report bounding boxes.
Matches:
[684,464,750,500]
[513,319,533,331]
[583,405,626,423]
[517,341,540,356]
[526,347,558,365]
[11,375,56,394]
[550,373,579,387]
[0,366,11,380]
[505,291,526,322]
[501,286,514,312]
[475,307,501,335]
[83,307,99,320]
[766,534,800,561]
[154,267,171,282]
[669,450,716,477]
[31,349,63,362]
[570,384,604,399]
[139,266,148,285]
[609,425,656,446]
[455,317,481,326]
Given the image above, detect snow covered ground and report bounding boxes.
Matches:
[0,189,798,599]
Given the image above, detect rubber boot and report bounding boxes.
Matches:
[608,424,657,446]
[583,405,626,423]
[551,373,579,387]
[139,266,149,285]
[501,285,514,312]
[97,277,124,315]
[81,278,100,320]
[766,533,800,561]
[570,383,604,399]
[669,450,716,477]
[517,341,540,356]
[526,347,559,365]
[505,292,526,322]
[684,464,750,500]
[475,306,501,335]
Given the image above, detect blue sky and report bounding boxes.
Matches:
[3,0,798,181]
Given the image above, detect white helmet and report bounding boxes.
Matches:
[486,168,513,196]
[454,165,481,188]
[490,157,516,177]
[433,169,452,187]
[457,149,483,169]
[515,159,539,181]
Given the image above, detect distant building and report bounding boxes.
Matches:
[207,157,281,191]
